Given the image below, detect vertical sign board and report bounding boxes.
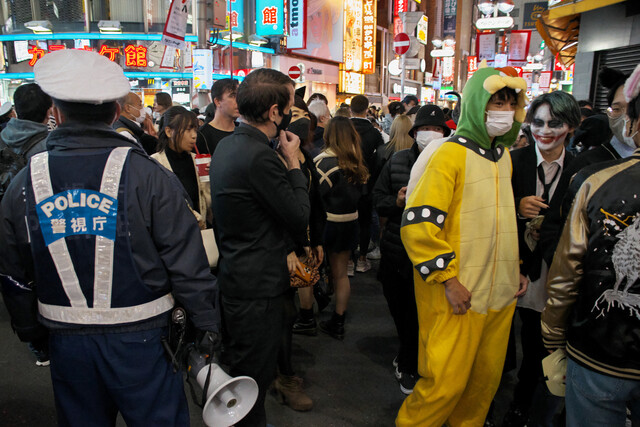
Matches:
[362,0,376,74]
[443,0,457,37]
[508,30,531,62]
[227,0,245,33]
[192,49,213,91]
[394,0,407,17]
[256,0,285,36]
[343,0,363,72]
[476,32,496,62]
[286,0,306,49]
[416,15,428,45]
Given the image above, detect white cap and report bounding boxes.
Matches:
[34,49,131,105]
[0,101,12,116]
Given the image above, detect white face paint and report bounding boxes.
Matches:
[530,104,570,153]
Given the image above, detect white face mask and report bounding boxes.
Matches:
[608,114,626,144]
[622,117,639,149]
[485,110,515,138]
[131,105,146,124]
[415,130,443,150]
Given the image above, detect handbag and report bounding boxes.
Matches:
[290,255,320,288]
[200,229,219,268]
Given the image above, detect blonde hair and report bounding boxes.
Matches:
[323,116,369,184]
[387,115,414,153]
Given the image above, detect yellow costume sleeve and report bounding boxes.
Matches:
[401,144,463,284]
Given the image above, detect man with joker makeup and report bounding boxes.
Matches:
[504,91,581,426]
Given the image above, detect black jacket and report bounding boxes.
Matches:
[351,117,383,190]
[113,116,158,155]
[0,122,220,333]
[541,150,640,380]
[510,143,573,279]
[540,140,621,266]
[372,144,420,276]
[210,123,310,299]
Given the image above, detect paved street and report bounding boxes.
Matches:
[0,261,516,427]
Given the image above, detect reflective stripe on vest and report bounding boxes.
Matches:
[30,148,174,324]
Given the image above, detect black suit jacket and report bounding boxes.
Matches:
[510,143,574,279]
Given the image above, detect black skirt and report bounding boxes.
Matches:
[323,220,359,253]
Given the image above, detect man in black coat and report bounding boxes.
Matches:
[350,94,384,273]
[503,91,580,427]
[210,69,310,427]
[373,105,449,395]
[114,92,158,155]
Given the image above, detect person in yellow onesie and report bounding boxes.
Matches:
[397,65,529,427]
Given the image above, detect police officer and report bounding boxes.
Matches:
[0,49,220,426]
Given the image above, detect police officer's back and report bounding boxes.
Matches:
[0,49,220,426]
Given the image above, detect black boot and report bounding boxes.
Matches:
[319,312,345,340]
[293,309,317,336]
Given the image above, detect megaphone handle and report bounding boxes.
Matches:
[161,338,180,373]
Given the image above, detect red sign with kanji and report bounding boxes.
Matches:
[124,45,148,67]
[28,46,46,66]
[262,6,278,25]
[99,45,119,61]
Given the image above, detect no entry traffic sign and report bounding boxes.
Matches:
[393,33,410,55]
[288,65,302,80]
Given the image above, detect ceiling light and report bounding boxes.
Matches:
[24,20,52,34]
[220,30,243,41]
[432,36,443,49]
[249,34,268,46]
[497,0,514,14]
[98,20,122,33]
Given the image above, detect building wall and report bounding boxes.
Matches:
[573,3,640,100]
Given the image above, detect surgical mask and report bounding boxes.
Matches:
[622,117,638,149]
[274,110,292,135]
[287,118,310,142]
[609,114,626,145]
[415,130,442,150]
[131,105,146,124]
[485,110,515,138]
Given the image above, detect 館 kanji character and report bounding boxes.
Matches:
[262,7,278,25]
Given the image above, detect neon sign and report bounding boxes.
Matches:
[27,43,148,68]
[362,0,376,74]
[124,45,148,67]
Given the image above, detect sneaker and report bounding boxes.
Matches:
[398,372,418,395]
[292,317,317,336]
[355,259,371,273]
[366,247,381,260]
[347,260,354,277]
[28,342,50,367]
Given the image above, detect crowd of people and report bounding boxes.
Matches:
[0,47,638,427]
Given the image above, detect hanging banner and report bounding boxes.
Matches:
[362,0,376,74]
[508,30,531,62]
[287,0,306,49]
[523,2,547,29]
[183,43,193,69]
[256,0,285,36]
[343,0,363,72]
[416,15,428,45]
[161,0,189,50]
[476,32,496,62]
[193,49,213,90]
[159,46,177,69]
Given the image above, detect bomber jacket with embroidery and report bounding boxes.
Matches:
[542,150,640,380]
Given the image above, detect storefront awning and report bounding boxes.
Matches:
[547,0,626,20]
[536,11,580,68]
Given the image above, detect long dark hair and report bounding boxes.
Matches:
[323,116,369,185]
[157,106,198,152]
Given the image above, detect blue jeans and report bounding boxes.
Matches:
[566,358,640,427]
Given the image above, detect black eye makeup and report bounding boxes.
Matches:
[532,119,564,129]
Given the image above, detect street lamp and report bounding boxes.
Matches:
[432,36,443,49]
[497,0,515,15]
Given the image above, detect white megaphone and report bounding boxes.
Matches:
[188,352,259,427]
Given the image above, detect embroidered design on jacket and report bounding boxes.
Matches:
[593,212,640,320]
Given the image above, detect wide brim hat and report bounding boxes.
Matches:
[34,49,130,104]
[409,105,451,138]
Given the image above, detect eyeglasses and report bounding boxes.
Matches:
[607,106,625,119]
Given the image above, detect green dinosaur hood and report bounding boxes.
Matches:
[454,66,528,149]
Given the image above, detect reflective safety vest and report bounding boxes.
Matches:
[27,147,174,327]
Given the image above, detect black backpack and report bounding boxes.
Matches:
[0,133,45,201]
